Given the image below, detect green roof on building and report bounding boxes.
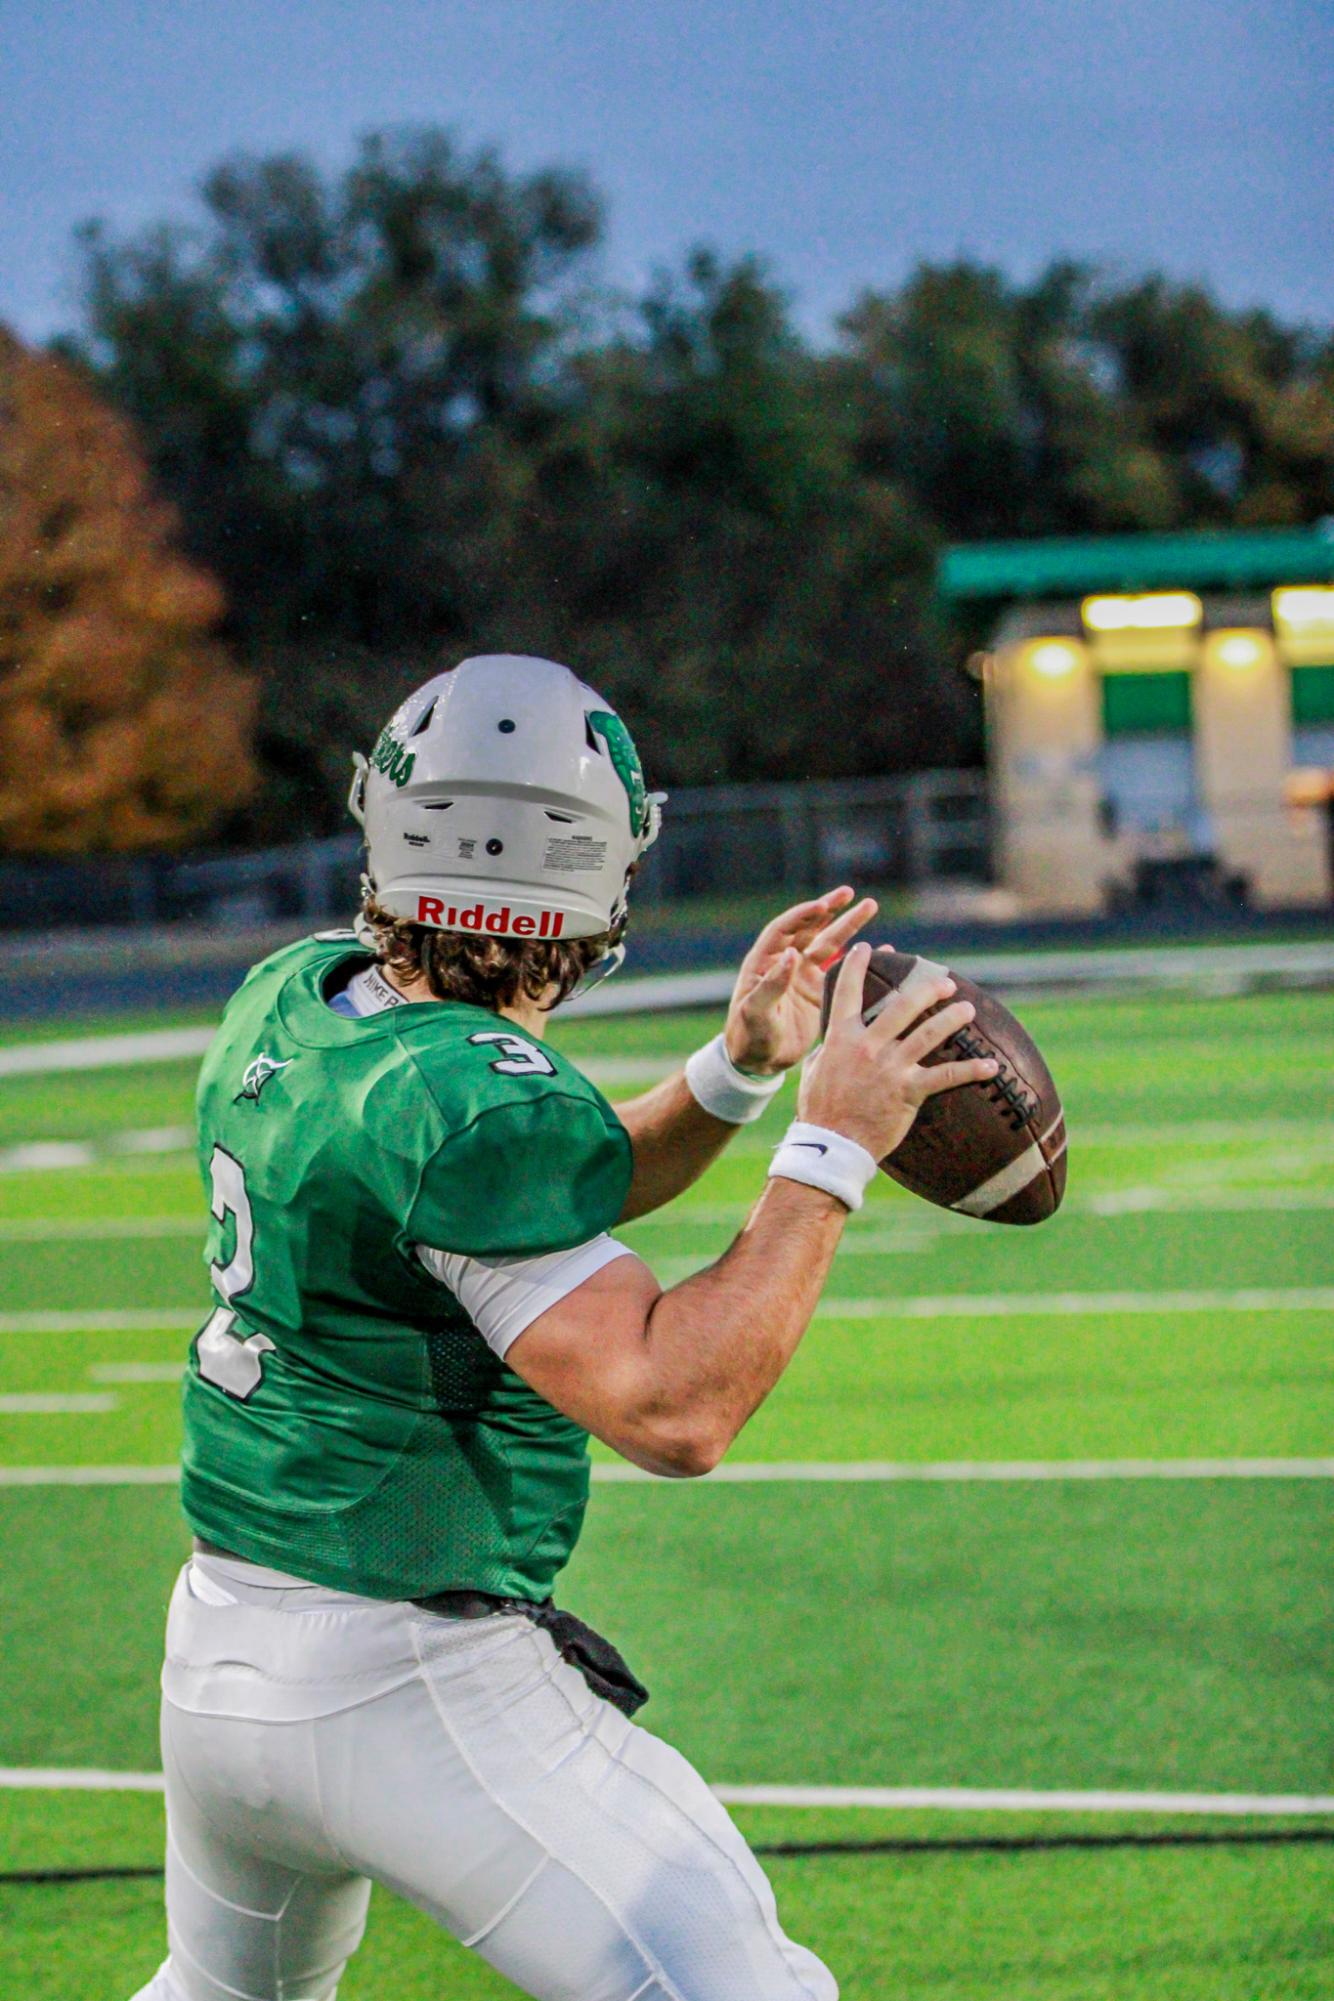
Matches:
[939,526,1334,602]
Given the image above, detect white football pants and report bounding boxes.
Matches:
[128,1555,836,2001]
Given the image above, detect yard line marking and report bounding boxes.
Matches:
[579,1057,684,1087]
[0,1394,118,1415]
[594,1457,1334,1484]
[818,1288,1334,1318]
[0,1465,179,1486]
[3,1289,1331,1337]
[0,1769,1329,1814]
[570,1063,1324,1117]
[0,1142,98,1172]
[5,1188,1331,1243]
[0,1310,201,1335]
[0,1027,215,1078]
[0,1127,195,1175]
[628,1180,1334,1234]
[0,1144,193,1168]
[1084,1187,1334,1215]
[88,1362,185,1383]
[108,1126,195,1156]
[0,1216,202,1242]
[5,1458,1333,1489]
[0,1768,168,1792]
[1075,1119,1333,1148]
[724,1117,1334,1154]
[714,1786,1334,1815]
[3,1119,1331,1178]
[648,1234,941,1276]
[45,1156,196,1180]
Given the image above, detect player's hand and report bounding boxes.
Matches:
[798,941,999,1159]
[723,887,878,1076]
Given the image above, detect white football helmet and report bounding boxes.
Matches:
[348,656,663,955]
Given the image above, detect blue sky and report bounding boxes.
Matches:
[3,0,1331,344]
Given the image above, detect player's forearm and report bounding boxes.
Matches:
[630,1176,847,1471]
[616,1072,743,1220]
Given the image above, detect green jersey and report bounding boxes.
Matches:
[182,934,633,1601]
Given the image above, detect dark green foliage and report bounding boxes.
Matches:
[55,130,1334,836]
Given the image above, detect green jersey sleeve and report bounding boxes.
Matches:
[405,1076,633,1259]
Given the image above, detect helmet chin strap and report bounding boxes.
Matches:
[565,942,626,1005]
[563,869,635,1004]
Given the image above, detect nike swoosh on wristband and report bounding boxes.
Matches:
[791,1142,829,1154]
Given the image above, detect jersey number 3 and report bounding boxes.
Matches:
[467,1030,556,1077]
[196,1146,274,1400]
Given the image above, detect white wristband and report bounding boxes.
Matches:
[684,1032,786,1125]
[768,1121,878,1212]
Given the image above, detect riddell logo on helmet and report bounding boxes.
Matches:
[416,897,564,938]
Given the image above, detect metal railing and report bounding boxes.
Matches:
[0,770,990,932]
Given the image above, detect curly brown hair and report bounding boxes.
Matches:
[361,896,614,1012]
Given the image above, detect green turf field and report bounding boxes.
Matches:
[1,984,1332,1998]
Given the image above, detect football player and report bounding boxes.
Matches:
[129,655,995,2001]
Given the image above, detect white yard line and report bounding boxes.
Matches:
[87,1362,185,1383]
[1084,1187,1334,1214]
[3,1114,1331,1178]
[0,1768,168,1791]
[579,1057,685,1087]
[0,1126,195,1175]
[5,1186,1332,1240]
[0,1216,202,1241]
[5,1457,1333,1489]
[1075,1118,1333,1148]
[0,1142,99,1172]
[713,1785,1334,1815]
[2,939,1331,1077]
[2,1287,1330,1338]
[0,1310,201,1335]
[0,1464,179,1485]
[595,1457,1334,1484]
[0,1767,1329,1813]
[0,1394,117,1415]
[0,1028,215,1078]
[109,1126,196,1155]
[818,1288,1334,1318]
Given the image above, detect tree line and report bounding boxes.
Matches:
[5,125,1333,850]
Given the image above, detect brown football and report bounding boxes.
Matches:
[820,948,1067,1224]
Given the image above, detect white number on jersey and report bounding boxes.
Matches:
[197,1146,273,1400]
[208,1145,255,1300]
[196,1305,274,1400]
[467,1030,557,1078]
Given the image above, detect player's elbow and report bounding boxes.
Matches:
[657,1422,727,1479]
[619,1409,729,1480]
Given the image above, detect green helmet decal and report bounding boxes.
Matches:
[370,726,416,789]
[588,710,647,838]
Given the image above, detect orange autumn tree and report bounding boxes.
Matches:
[0,328,257,853]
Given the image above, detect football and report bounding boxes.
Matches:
[820,947,1067,1223]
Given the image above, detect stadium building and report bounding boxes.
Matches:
[944,527,1334,914]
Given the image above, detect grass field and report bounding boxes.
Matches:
[1,982,1332,1999]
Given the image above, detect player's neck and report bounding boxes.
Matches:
[378,963,549,1039]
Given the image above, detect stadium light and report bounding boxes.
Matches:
[1286,767,1334,807]
[1082,592,1202,632]
[1026,640,1081,679]
[1273,586,1334,635]
[1215,632,1264,669]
